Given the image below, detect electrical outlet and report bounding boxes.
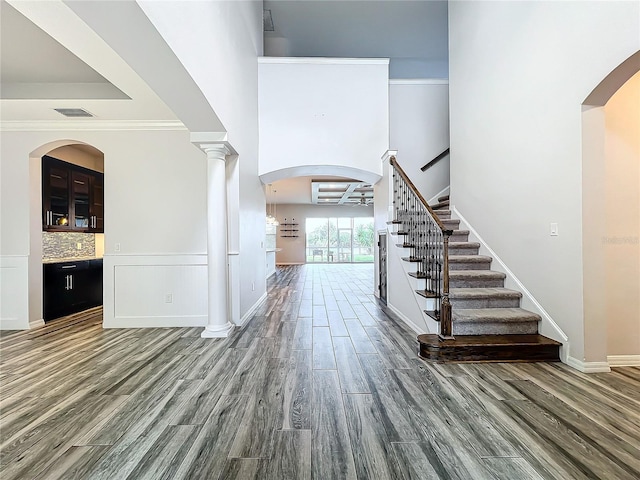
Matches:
[550,223,559,236]
[115,243,121,252]
[76,242,82,250]
[165,293,173,303]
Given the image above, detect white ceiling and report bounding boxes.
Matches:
[0,0,179,122]
[1,2,106,85]
[264,0,449,78]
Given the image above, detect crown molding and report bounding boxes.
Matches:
[258,57,389,65]
[0,120,187,132]
[389,79,449,85]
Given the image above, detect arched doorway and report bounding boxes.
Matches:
[582,51,640,367]
[260,165,381,269]
[28,140,105,328]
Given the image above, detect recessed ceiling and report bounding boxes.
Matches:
[263,0,449,78]
[0,0,128,100]
[312,181,373,206]
[0,0,180,123]
[269,176,373,206]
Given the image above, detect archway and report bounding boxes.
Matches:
[28,140,105,328]
[260,165,382,186]
[582,51,640,367]
[260,165,380,270]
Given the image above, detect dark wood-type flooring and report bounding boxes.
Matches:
[1,264,639,479]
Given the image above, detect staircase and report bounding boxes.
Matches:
[389,158,561,363]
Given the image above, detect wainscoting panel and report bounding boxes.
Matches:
[0,256,29,330]
[104,254,208,328]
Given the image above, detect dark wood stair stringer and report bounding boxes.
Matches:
[418,334,561,363]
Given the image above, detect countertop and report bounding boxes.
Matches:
[43,256,103,264]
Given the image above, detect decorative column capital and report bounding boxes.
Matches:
[199,143,232,161]
[190,132,237,160]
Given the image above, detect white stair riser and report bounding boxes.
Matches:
[424,298,437,311]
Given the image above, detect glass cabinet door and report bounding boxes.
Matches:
[48,165,69,227]
[71,171,91,229]
[90,173,104,232]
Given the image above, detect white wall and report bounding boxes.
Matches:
[0,128,208,329]
[273,203,374,264]
[258,58,389,181]
[389,80,450,202]
[448,0,640,364]
[47,145,104,173]
[604,71,640,358]
[138,0,267,319]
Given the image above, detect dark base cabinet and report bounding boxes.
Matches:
[43,259,103,322]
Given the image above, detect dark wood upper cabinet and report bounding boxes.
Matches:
[43,162,70,229]
[90,173,104,232]
[42,156,104,233]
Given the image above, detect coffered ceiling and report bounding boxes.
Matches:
[270,176,374,206]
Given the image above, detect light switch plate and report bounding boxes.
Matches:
[550,223,558,236]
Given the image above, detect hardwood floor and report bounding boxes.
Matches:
[1,264,639,479]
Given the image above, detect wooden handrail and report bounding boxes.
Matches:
[389,156,452,234]
[420,148,450,172]
[389,155,454,340]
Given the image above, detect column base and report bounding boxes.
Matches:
[201,321,235,338]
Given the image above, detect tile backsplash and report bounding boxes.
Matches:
[43,232,96,260]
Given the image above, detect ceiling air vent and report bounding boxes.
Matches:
[54,108,94,118]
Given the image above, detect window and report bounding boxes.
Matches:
[305,217,374,263]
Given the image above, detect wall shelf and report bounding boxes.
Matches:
[279,218,298,238]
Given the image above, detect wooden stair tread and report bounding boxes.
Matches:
[417,334,561,363]
[408,272,429,279]
[401,257,422,263]
[416,290,437,298]
[418,334,561,347]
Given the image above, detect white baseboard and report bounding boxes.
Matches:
[386,302,425,335]
[566,356,611,373]
[238,292,268,327]
[104,315,207,328]
[29,318,45,329]
[607,355,640,367]
[428,185,450,205]
[276,262,304,265]
[0,319,28,330]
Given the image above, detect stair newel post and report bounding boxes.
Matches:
[439,230,454,340]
